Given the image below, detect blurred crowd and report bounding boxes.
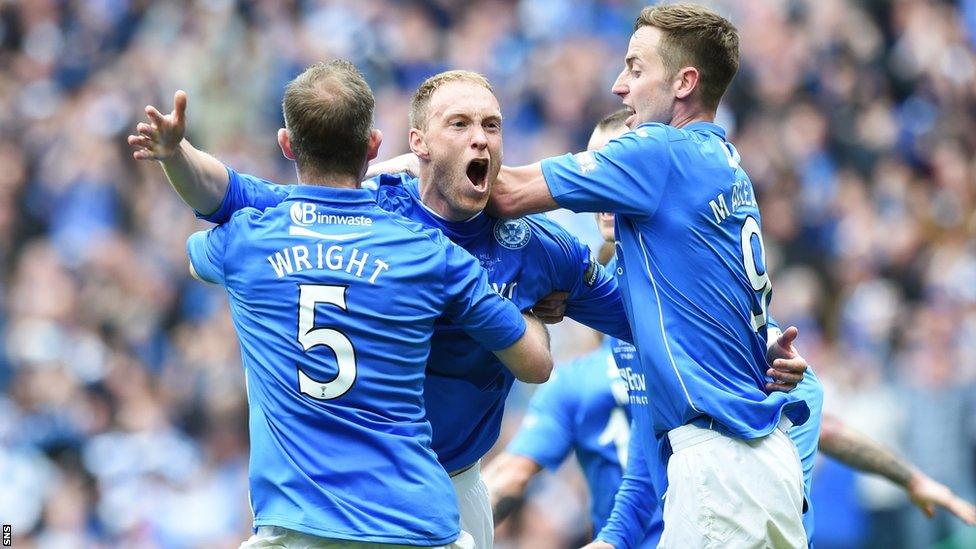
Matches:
[0,0,975,547]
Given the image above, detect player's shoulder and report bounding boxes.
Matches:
[381,208,455,251]
[226,205,265,225]
[517,213,583,253]
[364,173,418,214]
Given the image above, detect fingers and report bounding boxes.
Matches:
[947,497,976,525]
[173,90,187,125]
[771,357,807,374]
[137,122,158,139]
[765,382,797,393]
[773,325,799,357]
[767,368,803,387]
[145,104,166,126]
[531,291,568,323]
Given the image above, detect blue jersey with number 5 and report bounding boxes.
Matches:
[541,122,809,441]
[186,184,526,545]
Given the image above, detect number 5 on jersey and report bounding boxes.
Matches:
[297,284,357,400]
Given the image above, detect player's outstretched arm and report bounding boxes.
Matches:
[493,313,552,384]
[127,90,229,215]
[819,412,976,525]
[489,163,559,218]
[482,453,543,524]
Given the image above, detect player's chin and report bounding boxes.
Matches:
[458,192,489,215]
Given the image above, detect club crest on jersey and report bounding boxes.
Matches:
[494,219,531,250]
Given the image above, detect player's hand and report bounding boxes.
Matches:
[765,326,806,393]
[907,472,976,525]
[364,153,420,179]
[531,291,568,324]
[579,542,615,549]
[128,90,188,161]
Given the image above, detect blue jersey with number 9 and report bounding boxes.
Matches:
[186,184,526,546]
[540,122,810,443]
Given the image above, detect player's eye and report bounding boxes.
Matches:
[450,120,467,129]
[485,121,501,131]
[631,70,641,78]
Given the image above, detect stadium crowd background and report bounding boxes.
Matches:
[1,0,975,547]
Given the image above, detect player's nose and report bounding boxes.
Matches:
[470,127,488,149]
[612,69,628,96]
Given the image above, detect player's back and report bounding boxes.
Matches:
[186,184,521,545]
[605,123,809,438]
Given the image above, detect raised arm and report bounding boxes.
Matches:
[819,412,976,524]
[128,90,229,215]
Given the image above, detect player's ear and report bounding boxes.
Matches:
[674,66,699,100]
[365,128,383,162]
[408,127,430,160]
[278,128,295,161]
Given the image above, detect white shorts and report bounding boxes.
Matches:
[450,460,493,549]
[659,417,807,549]
[239,526,474,549]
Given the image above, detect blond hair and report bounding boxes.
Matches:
[409,70,494,129]
[635,4,739,111]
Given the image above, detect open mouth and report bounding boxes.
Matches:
[623,106,637,128]
[466,158,489,191]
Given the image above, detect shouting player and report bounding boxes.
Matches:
[130,66,808,547]
[127,61,554,548]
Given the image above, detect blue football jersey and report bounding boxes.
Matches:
[600,329,824,548]
[508,337,662,547]
[541,122,810,443]
[187,183,527,545]
[202,168,632,472]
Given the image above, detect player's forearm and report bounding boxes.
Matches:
[160,139,229,215]
[818,413,914,487]
[483,453,540,524]
[490,163,558,218]
[495,314,552,383]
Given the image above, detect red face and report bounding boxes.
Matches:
[412,81,503,220]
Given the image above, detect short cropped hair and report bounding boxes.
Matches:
[597,108,631,131]
[409,70,493,130]
[282,60,374,179]
[635,4,739,112]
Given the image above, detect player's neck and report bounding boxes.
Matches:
[297,169,360,190]
[669,109,715,129]
[417,171,484,222]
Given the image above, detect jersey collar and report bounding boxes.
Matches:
[683,121,727,140]
[286,184,376,205]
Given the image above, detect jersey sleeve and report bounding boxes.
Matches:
[440,233,527,351]
[505,370,576,470]
[196,167,290,223]
[186,222,231,285]
[534,219,633,342]
[596,417,658,548]
[540,125,670,216]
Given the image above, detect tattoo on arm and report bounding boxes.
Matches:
[493,494,523,524]
[819,421,914,487]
